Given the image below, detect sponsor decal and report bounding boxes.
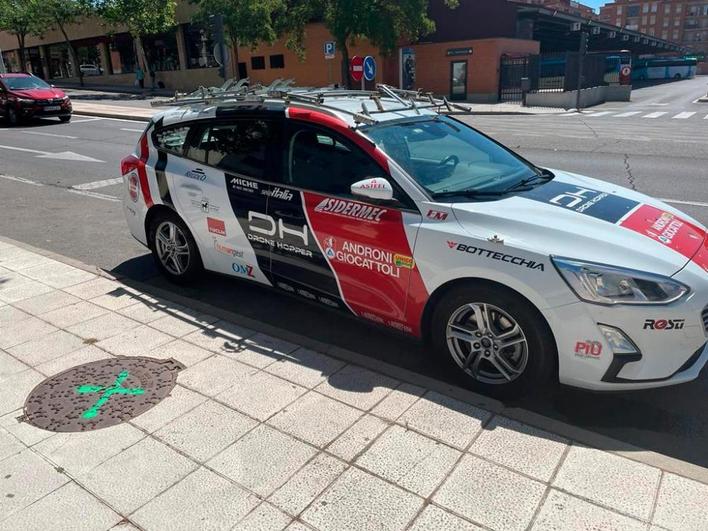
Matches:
[318,296,339,308]
[261,187,294,201]
[231,261,255,278]
[521,181,639,223]
[297,288,317,300]
[185,168,207,181]
[361,178,386,190]
[361,311,385,324]
[128,173,139,202]
[247,211,312,258]
[314,197,387,222]
[207,217,226,236]
[214,241,243,258]
[230,176,259,193]
[327,240,404,278]
[393,254,415,269]
[387,320,413,333]
[620,205,705,261]
[574,340,602,358]
[189,196,220,213]
[426,209,448,221]
[447,241,545,271]
[277,282,296,293]
[643,319,685,330]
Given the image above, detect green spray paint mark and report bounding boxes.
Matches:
[75,370,145,419]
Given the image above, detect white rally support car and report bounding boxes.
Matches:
[120,84,708,397]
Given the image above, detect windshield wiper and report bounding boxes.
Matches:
[431,189,508,200]
[502,168,554,194]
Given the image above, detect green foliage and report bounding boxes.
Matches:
[90,0,177,37]
[192,0,286,49]
[0,0,49,40]
[45,0,92,29]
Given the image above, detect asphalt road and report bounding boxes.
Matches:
[1,77,707,468]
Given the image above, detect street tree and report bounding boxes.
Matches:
[0,0,48,72]
[90,0,177,82]
[46,0,92,86]
[191,0,286,80]
[281,0,458,88]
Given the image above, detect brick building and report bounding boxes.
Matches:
[517,0,600,19]
[599,0,708,56]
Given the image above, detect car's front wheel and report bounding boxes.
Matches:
[59,115,71,123]
[148,210,202,284]
[6,106,19,126]
[431,283,556,398]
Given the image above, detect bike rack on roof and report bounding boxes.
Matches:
[150,77,473,127]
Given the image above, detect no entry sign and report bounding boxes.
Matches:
[350,55,364,82]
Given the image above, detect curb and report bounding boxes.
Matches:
[73,111,152,122]
[2,233,707,485]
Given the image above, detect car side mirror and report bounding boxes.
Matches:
[351,177,394,201]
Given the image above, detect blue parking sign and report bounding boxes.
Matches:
[324,41,336,59]
[363,56,376,81]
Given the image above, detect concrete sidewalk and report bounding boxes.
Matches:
[1,237,707,531]
[70,99,564,122]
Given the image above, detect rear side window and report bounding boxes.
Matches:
[185,119,281,180]
[154,126,190,154]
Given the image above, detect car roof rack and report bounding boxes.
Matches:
[151,78,472,127]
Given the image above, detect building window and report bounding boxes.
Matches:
[642,15,648,24]
[662,30,668,38]
[627,5,640,17]
[651,2,657,13]
[269,54,284,69]
[664,4,670,14]
[184,23,217,69]
[142,29,180,72]
[643,3,649,13]
[675,19,680,26]
[650,15,656,24]
[617,5,622,14]
[251,56,265,70]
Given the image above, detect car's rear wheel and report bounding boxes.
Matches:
[6,106,19,126]
[148,210,202,284]
[430,283,556,398]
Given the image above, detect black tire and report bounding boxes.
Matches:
[6,106,19,126]
[59,115,71,123]
[430,283,556,399]
[147,210,203,284]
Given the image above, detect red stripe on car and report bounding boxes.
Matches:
[137,132,154,208]
[620,204,705,260]
[303,191,427,336]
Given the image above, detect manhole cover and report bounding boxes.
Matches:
[23,357,184,432]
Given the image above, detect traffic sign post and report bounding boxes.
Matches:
[350,55,364,90]
[363,55,376,82]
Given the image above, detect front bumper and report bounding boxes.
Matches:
[545,260,708,391]
[20,103,72,118]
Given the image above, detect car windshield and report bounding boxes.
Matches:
[2,76,51,90]
[365,116,541,199]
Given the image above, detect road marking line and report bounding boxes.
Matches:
[643,112,667,118]
[704,114,708,119]
[72,177,123,190]
[613,111,642,117]
[648,103,670,106]
[0,174,42,186]
[0,144,103,162]
[70,117,104,124]
[67,189,120,202]
[73,114,149,124]
[672,112,696,119]
[120,128,144,133]
[659,198,708,208]
[587,111,613,117]
[22,131,78,139]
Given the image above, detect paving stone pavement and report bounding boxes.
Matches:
[1,240,708,531]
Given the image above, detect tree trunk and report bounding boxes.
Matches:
[135,35,149,80]
[340,39,350,89]
[17,34,26,73]
[57,21,83,87]
[230,37,239,81]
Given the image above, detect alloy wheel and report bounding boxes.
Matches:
[155,221,190,276]
[446,302,528,384]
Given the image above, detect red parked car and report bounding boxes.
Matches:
[0,73,72,125]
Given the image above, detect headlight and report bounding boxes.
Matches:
[552,257,689,305]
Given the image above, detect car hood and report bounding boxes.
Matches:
[10,88,67,100]
[450,170,706,277]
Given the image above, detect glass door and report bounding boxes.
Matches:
[450,60,467,101]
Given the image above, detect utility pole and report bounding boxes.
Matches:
[575,31,588,111]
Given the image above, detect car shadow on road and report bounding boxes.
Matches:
[109,254,708,470]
